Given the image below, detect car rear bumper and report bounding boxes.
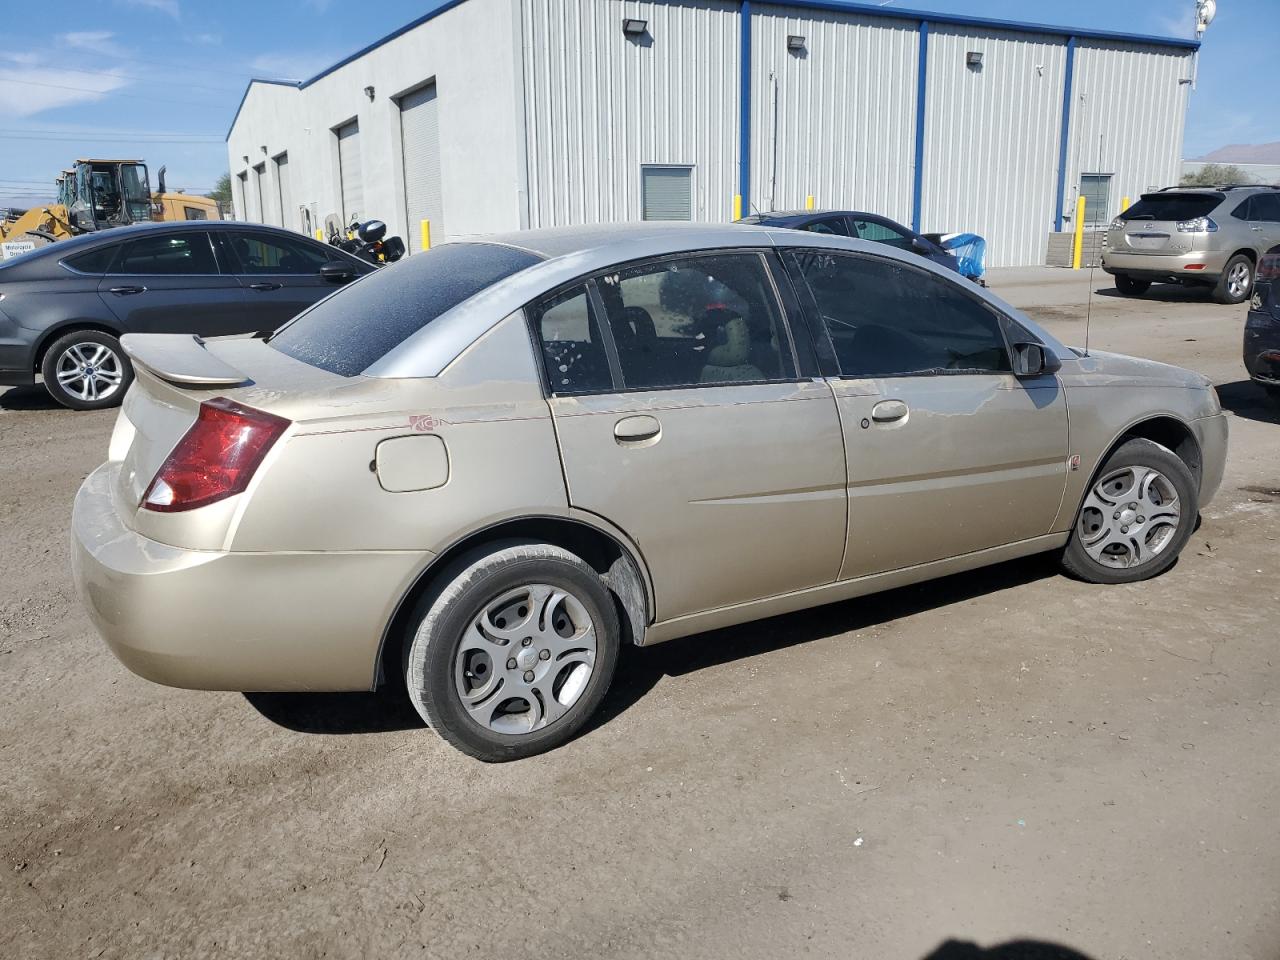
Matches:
[1102,249,1229,280]
[1244,309,1280,385]
[71,463,429,692]
[1192,413,1229,509]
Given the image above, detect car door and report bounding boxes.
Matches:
[530,250,848,622]
[97,230,247,336]
[220,229,361,334]
[1246,194,1280,251]
[786,248,1069,580]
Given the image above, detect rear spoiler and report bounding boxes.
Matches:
[120,334,250,387]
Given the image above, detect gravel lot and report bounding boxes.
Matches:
[2,267,1278,959]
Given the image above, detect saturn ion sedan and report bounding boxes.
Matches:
[71,224,1228,760]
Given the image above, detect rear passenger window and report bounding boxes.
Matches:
[793,251,1010,377]
[594,253,795,390]
[114,233,217,275]
[529,286,613,395]
[63,244,120,274]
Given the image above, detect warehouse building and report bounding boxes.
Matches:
[226,0,1198,267]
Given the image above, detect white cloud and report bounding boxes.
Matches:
[249,51,336,82]
[0,66,131,119]
[188,32,222,46]
[59,31,124,56]
[119,0,181,19]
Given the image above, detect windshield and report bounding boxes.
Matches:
[1120,193,1221,222]
[270,242,542,376]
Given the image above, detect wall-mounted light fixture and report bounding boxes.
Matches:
[622,17,648,36]
[363,85,375,101]
[241,155,249,164]
[966,50,984,67]
[786,35,806,52]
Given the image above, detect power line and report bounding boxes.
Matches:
[1,133,224,144]
[28,63,242,94]
[0,126,221,139]
[0,76,228,109]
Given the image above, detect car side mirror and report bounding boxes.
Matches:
[911,236,929,251]
[1011,342,1061,378]
[320,261,355,283]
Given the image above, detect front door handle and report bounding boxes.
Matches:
[871,399,909,423]
[108,285,146,295]
[248,282,282,291]
[613,415,661,444]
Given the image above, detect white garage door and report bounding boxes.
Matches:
[274,153,292,231]
[336,120,363,224]
[399,83,442,253]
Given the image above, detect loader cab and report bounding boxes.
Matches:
[68,160,152,232]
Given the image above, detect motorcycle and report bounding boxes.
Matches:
[326,213,406,266]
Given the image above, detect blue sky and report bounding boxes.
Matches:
[1,0,1274,208]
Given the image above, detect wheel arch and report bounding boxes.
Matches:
[374,514,653,691]
[33,319,125,372]
[1071,415,1203,526]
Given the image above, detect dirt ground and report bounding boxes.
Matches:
[2,267,1278,960]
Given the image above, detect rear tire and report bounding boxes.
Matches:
[1062,438,1197,585]
[1114,274,1151,297]
[403,541,620,761]
[1213,254,1254,304]
[40,330,132,411]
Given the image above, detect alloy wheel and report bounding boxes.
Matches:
[54,341,124,404]
[1227,261,1252,300]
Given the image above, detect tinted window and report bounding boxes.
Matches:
[228,231,330,275]
[270,242,541,376]
[793,251,1010,377]
[803,218,850,236]
[594,253,794,389]
[1252,194,1280,222]
[63,244,121,275]
[1232,197,1256,221]
[183,206,209,221]
[530,286,613,395]
[1122,193,1220,222]
[113,233,217,275]
[851,218,911,248]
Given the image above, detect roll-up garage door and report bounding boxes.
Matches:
[399,83,442,253]
[336,120,363,224]
[253,163,267,223]
[274,153,292,231]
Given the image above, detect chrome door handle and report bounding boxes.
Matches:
[248,282,282,291]
[108,285,146,295]
[613,415,661,444]
[871,399,909,423]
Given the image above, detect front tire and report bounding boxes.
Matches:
[403,541,620,761]
[1062,438,1197,585]
[1114,274,1151,297]
[1214,254,1254,305]
[40,330,132,410]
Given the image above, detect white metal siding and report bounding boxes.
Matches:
[921,26,1066,268]
[399,83,443,252]
[749,5,918,222]
[336,120,364,223]
[522,0,739,227]
[1064,40,1192,227]
[274,153,293,231]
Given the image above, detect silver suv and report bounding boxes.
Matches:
[1103,186,1280,304]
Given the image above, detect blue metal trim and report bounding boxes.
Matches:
[1054,36,1077,233]
[911,21,928,233]
[738,0,752,216]
[748,0,1198,50]
[225,78,301,143]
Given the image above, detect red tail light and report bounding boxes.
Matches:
[1257,253,1280,282]
[142,398,290,513]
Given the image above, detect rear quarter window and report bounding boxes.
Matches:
[269,242,542,376]
[63,244,121,274]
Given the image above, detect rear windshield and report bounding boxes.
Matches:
[1121,193,1222,222]
[270,242,542,376]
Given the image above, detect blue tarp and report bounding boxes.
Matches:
[939,233,986,280]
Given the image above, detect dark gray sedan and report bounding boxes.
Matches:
[0,221,373,409]
[738,210,962,274]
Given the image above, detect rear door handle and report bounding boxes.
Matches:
[108,285,146,295]
[248,282,282,291]
[871,399,909,423]
[613,415,661,444]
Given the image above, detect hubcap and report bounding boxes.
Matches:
[55,342,123,403]
[453,583,597,735]
[1228,262,1251,299]
[1077,465,1181,568]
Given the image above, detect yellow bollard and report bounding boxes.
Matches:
[805,195,815,210]
[1121,196,1131,212]
[314,229,323,242]
[420,219,431,251]
[733,194,742,222]
[1072,195,1086,270]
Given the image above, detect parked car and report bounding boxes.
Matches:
[738,210,962,274]
[1244,244,1280,403]
[0,221,374,410]
[71,224,1227,761]
[1103,185,1280,304]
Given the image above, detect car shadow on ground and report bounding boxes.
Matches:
[921,939,1095,960]
[245,552,1062,738]
[1216,378,1280,425]
[0,384,60,411]
[1093,284,1218,304]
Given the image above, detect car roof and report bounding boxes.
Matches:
[741,210,892,224]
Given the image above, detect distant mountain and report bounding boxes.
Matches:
[1197,142,1280,164]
